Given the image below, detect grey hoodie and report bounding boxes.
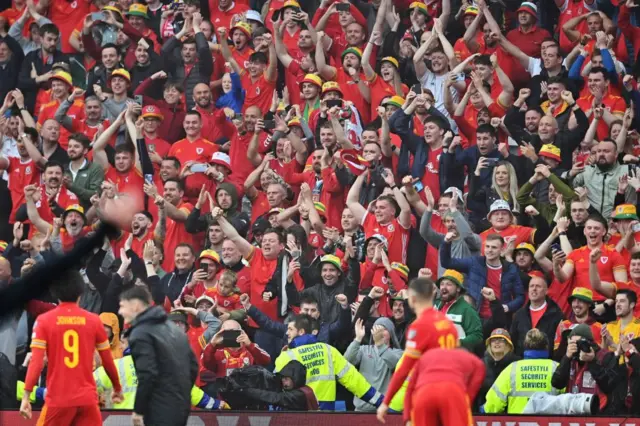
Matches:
[344,317,403,412]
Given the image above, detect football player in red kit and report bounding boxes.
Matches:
[20,270,123,425]
[404,348,486,426]
[377,276,459,423]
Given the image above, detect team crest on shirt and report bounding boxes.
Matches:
[243,357,250,365]
[255,87,261,95]
[601,257,608,264]
[387,224,394,232]
[25,166,31,174]
[196,148,203,155]
[381,276,389,285]
[223,300,230,307]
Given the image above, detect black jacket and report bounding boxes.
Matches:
[160,267,194,302]
[510,297,564,357]
[477,351,521,406]
[125,306,198,426]
[0,35,25,105]
[240,361,318,410]
[17,48,67,113]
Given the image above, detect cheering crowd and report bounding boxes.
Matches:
[1,0,640,420]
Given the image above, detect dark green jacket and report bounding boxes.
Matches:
[65,159,104,208]
[435,296,483,352]
[516,173,575,224]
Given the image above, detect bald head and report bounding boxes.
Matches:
[193,83,212,108]
[221,319,242,330]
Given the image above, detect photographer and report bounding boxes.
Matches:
[551,324,619,413]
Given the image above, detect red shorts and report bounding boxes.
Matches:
[411,382,473,426]
[37,404,101,426]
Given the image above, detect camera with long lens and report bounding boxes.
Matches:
[575,338,595,358]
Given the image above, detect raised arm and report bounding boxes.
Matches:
[93,110,126,171]
[24,186,51,235]
[413,32,436,81]
[212,207,253,258]
[315,33,337,80]
[346,171,368,224]
[562,13,588,43]
[273,20,294,68]
[463,8,484,53]
[498,34,531,70]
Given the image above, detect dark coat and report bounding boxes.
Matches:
[440,241,525,314]
[477,351,521,406]
[126,306,198,426]
[17,48,67,113]
[510,297,564,357]
[161,32,213,111]
[0,35,24,105]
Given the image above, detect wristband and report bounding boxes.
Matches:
[626,348,637,358]
[558,231,567,236]
[390,185,398,190]
[145,261,153,265]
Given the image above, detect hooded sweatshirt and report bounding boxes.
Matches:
[344,317,403,412]
[99,312,123,361]
[185,182,250,238]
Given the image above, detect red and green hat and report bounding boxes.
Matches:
[391,262,409,281]
[319,254,342,271]
[517,1,538,19]
[384,95,404,109]
[199,249,221,264]
[49,70,73,87]
[321,81,343,97]
[568,287,594,305]
[299,73,323,90]
[464,6,479,17]
[341,46,362,60]
[612,204,639,220]
[231,21,252,39]
[436,269,465,291]
[381,56,399,69]
[127,3,149,18]
[409,1,429,16]
[538,144,561,163]
[141,105,164,120]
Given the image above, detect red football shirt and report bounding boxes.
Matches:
[566,245,627,301]
[33,186,80,230]
[162,201,196,272]
[383,308,459,405]
[576,92,626,141]
[49,0,94,53]
[241,72,277,115]
[6,157,39,223]
[362,211,411,264]
[29,303,115,407]
[105,166,144,208]
[480,225,535,254]
[168,138,218,202]
[420,146,443,200]
[246,246,279,323]
[335,68,370,124]
[37,99,85,150]
[480,264,502,318]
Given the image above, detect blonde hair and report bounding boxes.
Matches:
[524,328,548,351]
[491,161,520,214]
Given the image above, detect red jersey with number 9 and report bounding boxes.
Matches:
[30,302,111,407]
[405,308,459,359]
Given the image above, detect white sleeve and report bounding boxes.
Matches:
[527,58,542,77]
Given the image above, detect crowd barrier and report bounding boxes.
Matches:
[2,411,640,425]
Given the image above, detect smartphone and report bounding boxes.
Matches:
[190,163,208,173]
[484,157,500,167]
[336,3,350,12]
[413,180,424,192]
[144,174,153,184]
[134,95,143,106]
[271,9,281,22]
[233,113,243,120]
[201,263,209,273]
[222,330,241,347]
[550,243,561,253]
[291,6,301,13]
[411,83,422,94]
[263,120,276,131]
[633,223,640,233]
[326,99,343,108]
[90,11,107,21]
[170,1,183,10]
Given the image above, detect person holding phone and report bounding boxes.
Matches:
[201,319,271,379]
